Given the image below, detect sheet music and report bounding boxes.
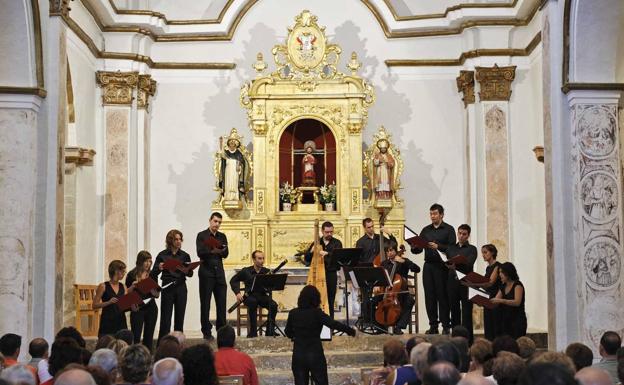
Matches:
[404,225,418,239]
[436,250,449,263]
[161,282,175,290]
[320,325,332,341]
[456,271,466,280]
[468,287,489,299]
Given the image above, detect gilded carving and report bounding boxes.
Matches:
[351,227,360,247]
[137,75,157,109]
[475,65,516,101]
[256,189,265,214]
[363,126,404,208]
[456,70,475,107]
[271,105,344,128]
[96,71,139,105]
[65,147,96,166]
[351,189,360,212]
[255,228,265,250]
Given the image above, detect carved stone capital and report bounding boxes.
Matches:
[137,75,157,109]
[49,0,70,17]
[96,71,139,106]
[475,65,516,101]
[456,70,475,107]
[65,146,96,166]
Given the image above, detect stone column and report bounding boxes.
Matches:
[0,94,42,339]
[136,75,156,251]
[475,65,516,260]
[568,90,624,352]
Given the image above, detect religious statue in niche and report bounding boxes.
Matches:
[214,128,252,209]
[302,140,317,186]
[363,126,403,209]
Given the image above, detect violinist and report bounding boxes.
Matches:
[373,240,421,334]
[229,250,278,337]
[356,218,396,264]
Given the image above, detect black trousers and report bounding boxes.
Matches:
[244,293,278,336]
[484,307,502,341]
[130,301,158,351]
[372,292,415,330]
[292,347,328,385]
[326,270,337,319]
[447,274,473,342]
[158,283,187,341]
[423,262,450,329]
[199,267,227,336]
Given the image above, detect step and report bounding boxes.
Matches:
[257,368,366,385]
[252,350,382,370]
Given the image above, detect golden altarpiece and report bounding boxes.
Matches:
[212,11,406,270]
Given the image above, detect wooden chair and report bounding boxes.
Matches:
[74,284,100,336]
[407,273,419,334]
[218,375,244,385]
[235,300,267,336]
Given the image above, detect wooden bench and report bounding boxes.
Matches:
[74,284,100,336]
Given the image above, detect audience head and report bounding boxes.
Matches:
[85,365,112,385]
[492,351,526,385]
[0,334,21,359]
[154,336,181,361]
[427,341,461,369]
[55,326,86,348]
[422,361,461,385]
[382,339,407,367]
[411,342,432,379]
[529,351,576,376]
[518,362,578,385]
[516,337,536,360]
[49,337,83,376]
[152,358,184,385]
[458,372,492,385]
[119,344,151,385]
[54,368,96,385]
[575,366,613,385]
[88,349,118,378]
[599,331,621,357]
[169,331,186,348]
[114,330,134,346]
[469,338,493,370]
[0,364,36,385]
[95,335,115,351]
[297,285,321,309]
[451,326,469,340]
[28,338,49,360]
[492,335,520,356]
[405,336,427,357]
[180,344,218,385]
[450,336,470,372]
[217,325,236,349]
[106,339,128,357]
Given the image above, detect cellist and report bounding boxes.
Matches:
[373,239,421,334]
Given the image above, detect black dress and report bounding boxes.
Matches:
[483,262,502,341]
[98,281,128,337]
[285,307,355,385]
[126,270,158,350]
[500,281,527,338]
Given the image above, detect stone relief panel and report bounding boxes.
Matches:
[583,240,621,290]
[580,172,618,221]
[577,106,617,158]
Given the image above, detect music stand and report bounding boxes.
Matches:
[331,248,363,329]
[250,273,288,337]
[352,266,391,334]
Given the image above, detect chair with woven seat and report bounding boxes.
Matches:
[407,273,419,334]
[74,284,100,336]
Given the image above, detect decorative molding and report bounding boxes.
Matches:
[533,146,544,163]
[0,94,43,111]
[386,32,541,67]
[65,147,96,165]
[0,87,47,98]
[562,83,624,94]
[49,0,70,17]
[107,0,240,25]
[32,0,44,92]
[95,71,138,105]
[475,65,517,102]
[456,70,475,107]
[381,0,519,21]
[137,74,157,109]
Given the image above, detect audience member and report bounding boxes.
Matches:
[412,342,432,380]
[492,335,520,356]
[106,339,128,357]
[214,325,258,385]
[0,334,22,367]
[451,326,470,340]
[617,356,624,385]
[518,363,577,385]
[119,344,151,385]
[169,332,186,349]
[154,336,181,362]
[457,372,491,385]
[468,339,492,375]
[592,331,620,382]
[28,338,49,368]
[54,368,96,385]
[114,330,135,346]
[565,343,593,372]
[370,339,407,385]
[88,349,118,383]
[55,327,86,348]
[422,361,461,385]
[81,348,93,366]
[85,365,112,385]
[152,358,184,385]
[95,336,115,351]
[427,341,461,369]
[491,352,525,385]
[46,337,83,382]
[37,358,52,384]
[406,336,427,358]
[450,337,469,373]
[529,351,576,376]
[516,337,536,360]
[180,344,218,385]
[387,338,428,385]
[0,364,36,385]
[575,366,613,385]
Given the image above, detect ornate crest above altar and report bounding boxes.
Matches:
[213,11,406,268]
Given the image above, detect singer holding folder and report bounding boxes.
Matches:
[151,229,193,342]
[229,250,278,337]
[126,250,159,351]
[94,260,128,337]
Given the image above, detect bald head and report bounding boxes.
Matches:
[575,367,613,385]
[55,369,96,385]
[422,361,461,385]
[458,372,492,385]
[152,358,183,385]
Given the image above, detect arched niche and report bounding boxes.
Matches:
[278,118,337,188]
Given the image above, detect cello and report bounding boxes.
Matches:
[374,242,408,328]
[306,219,330,314]
[372,212,388,268]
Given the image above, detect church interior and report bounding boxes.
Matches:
[1,0,624,383]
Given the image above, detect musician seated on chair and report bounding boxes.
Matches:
[372,240,421,335]
[229,250,278,337]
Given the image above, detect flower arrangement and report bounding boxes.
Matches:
[319,182,337,204]
[279,182,297,204]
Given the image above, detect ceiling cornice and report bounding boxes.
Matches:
[381,0,518,22]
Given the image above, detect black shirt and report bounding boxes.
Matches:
[355,233,397,264]
[410,222,456,263]
[196,229,229,278]
[230,265,270,295]
[285,307,355,351]
[304,237,343,272]
[380,257,421,279]
[446,242,478,274]
[150,249,193,285]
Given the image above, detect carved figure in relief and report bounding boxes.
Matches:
[581,173,618,220]
[578,107,616,157]
[302,140,317,186]
[373,139,395,200]
[585,242,620,288]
